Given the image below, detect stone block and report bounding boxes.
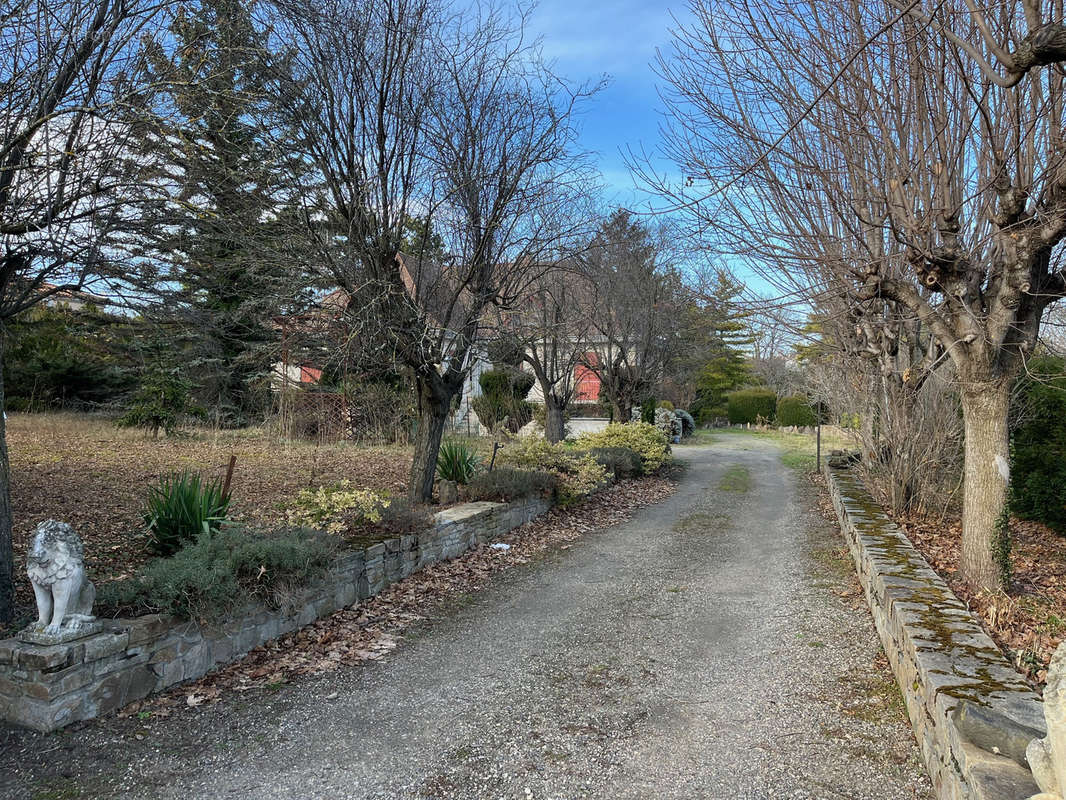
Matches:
[0,638,17,665]
[25,662,94,700]
[824,465,1047,800]
[365,542,386,560]
[123,614,174,646]
[83,631,129,663]
[18,641,84,671]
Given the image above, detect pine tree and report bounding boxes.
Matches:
[133,0,304,426]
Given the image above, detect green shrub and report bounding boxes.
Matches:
[1011,356,1066,533]
[776,395,817,427]
[118,366,204,437]
[436,439,481,484]
[143,470,231,556]
[97,526,335,620]
[472,368,535,433]
[584,446,643,479]
[658,400,675,411]
[286,482,391,534]
[640,397,657,424]
[497,437,609,505]
[569,402,610,418]
[727,389,777,424]
[466,467,557,502]
[575,422,670,472]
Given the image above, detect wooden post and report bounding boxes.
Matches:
[816,424,821,471]
[221,455,237,500]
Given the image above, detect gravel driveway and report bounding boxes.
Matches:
[2,436,932,800]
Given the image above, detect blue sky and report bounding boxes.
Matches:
[527,0,689,209]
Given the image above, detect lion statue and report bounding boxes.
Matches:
[24,520,96,637]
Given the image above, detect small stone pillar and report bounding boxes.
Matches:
[1028,641,1066,800]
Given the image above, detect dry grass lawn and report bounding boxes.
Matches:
[6,412,415,620]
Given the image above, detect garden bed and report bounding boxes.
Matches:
[7,412,412,623]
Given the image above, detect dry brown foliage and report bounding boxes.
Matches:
[6,413,411,616]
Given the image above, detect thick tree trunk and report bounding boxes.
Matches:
[408,376,452,503]
[544,395,566,443]
[959,380,1012,592]
[0,330,14,623]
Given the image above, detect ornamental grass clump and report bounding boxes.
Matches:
[576,422,670,472]
[286,481,392,534]
[143,470,231,556]
[436,439,481,484]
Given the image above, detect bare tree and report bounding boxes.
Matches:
[580,209,683,421]
[268,0,597,501]
[645,0,1066,591]
[502,262,595,442]
[0,0,165,621]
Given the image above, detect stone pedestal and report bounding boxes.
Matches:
[17,621,103,646]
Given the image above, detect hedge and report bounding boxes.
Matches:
[776,395,817,427]
[727,389,777,424]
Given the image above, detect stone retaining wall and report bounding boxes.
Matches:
[0,495,551,732]
[824,465,1045,800]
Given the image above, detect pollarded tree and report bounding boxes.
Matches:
[647,0,1066,592]
[0,0,166,621]
[502,262,596,442]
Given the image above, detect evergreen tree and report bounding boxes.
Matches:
[134,0,304,426]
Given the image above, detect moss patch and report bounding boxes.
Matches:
[718,465,753,492]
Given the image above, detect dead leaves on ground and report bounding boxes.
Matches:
[897,514,1065,688]
[119,476,677,718]
[6,414,411,616]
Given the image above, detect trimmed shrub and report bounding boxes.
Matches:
[576,422,671,472]
[436,439,481,484]
[640,397,657,424]
[1011,356,1066,533]
[658,400,675,411]
[466,467,557,502]
[675,409,696,438]
[497,438,609,505]
[776,395,817,427]
[286,482,391,534]
[143,470,231,556]
[472,368,535,433]
[727,389,777,424]
[584,446,643,479]
[569,402,611,418]
[97,526,335,620]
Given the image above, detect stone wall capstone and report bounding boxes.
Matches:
[0,495,551,732]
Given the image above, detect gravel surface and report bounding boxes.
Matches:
[1,437,932,800]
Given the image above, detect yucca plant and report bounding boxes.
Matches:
[143,470,231,556]
[436,439,481,484]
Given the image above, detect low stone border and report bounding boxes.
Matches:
[824,465,1046,800]
[0,495,550,732]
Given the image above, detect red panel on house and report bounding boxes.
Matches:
[300,365,323,384]
[574,352,600,402]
